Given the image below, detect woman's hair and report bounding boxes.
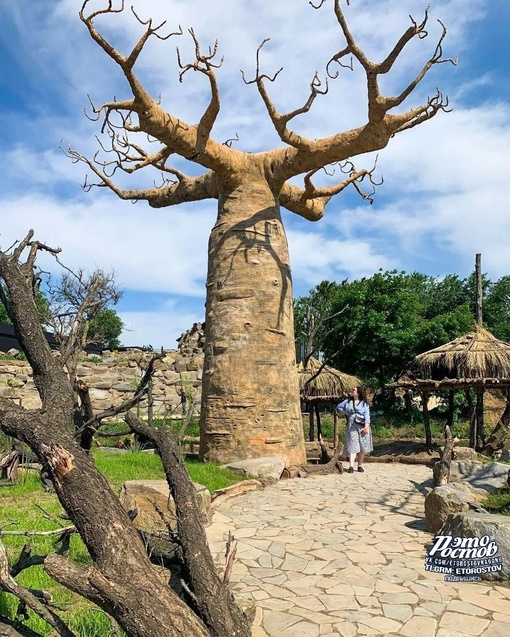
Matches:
[353,386,368,404]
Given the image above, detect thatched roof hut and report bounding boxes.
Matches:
[416,324,510,380]
[297,357,361,402]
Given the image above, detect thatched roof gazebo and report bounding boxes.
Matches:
[416,325,510,380]
[297,357,361,446]
[391,324,510,452]
[297,356,361,401]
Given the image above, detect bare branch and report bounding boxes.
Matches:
[327,1,456,124]
[177,29,222,153]
[124,413,250,636]
[0,539,77,637]
[126,7,182,71]
[242,40,328,148]
[0,616,45,637]
[0,527,75,539]
[74,353,164,441]
[63,143,219,207]
[279,183,331,221]
[269,0,455,181]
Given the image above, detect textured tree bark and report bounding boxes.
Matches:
[0,240,251,637]
[433,424,454,487]
[199,168,305,466]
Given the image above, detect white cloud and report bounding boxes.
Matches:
[1,0,508,345]
[288,228,396,291]
[120,301,203,349]
[1,194,214,297]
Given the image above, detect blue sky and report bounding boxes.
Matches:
[0,0,509,349]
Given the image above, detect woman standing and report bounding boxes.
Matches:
[337,386,372,473]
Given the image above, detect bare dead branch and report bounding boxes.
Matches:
[0,527,75,539]
[177,28,222,154]
[62,143,219,207]
[126,7,182,70]
[0,539,77,637]
[242,40,328,148]
[0,615,45,637]
[223,532,237,585]
[74,353,164,441]
[223,133,239,148]
[326,1,457,125]
[279,183,331,221]
[264,0,454,181]
[124,413,251,636]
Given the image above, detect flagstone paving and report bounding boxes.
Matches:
[206,463,510,637]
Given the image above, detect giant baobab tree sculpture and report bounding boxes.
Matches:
[68,0,455,465]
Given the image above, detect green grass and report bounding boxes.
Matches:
[0,489,95,636]
[304,412,473,443]
[92,449,167,493]
[481,486,510,516]
[0,450,246,635]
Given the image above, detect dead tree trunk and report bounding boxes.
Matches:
[0,234,252,637]
[433,424,454,487]
[282,438,343,478]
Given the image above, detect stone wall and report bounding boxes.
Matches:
[0,349,204,418]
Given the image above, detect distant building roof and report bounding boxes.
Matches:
[0,322,103,355]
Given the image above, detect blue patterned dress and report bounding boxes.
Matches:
[337,399,373,455]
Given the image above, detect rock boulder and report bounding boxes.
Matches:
[442,512,510,581]
[221,456,286,480]
[424,481,488,534]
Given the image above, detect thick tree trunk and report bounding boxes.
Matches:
[0,240,248,637]
[199,171,305,466]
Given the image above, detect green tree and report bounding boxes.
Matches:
[0,285,50,325]
[1,280,123,350]
[316,271,474,386]
[483,276,510,342]
[294,280,343,364]
[88,308,123,350]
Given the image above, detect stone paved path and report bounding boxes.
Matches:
[206,463,510,637]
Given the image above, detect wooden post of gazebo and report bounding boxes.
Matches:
[421,391,432,451]
[308,405,315,442]
[475,253,483,325]
[465,388,476,449]
[475,253,484,451]
[333,409,339,449]
[475,388,485,451]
